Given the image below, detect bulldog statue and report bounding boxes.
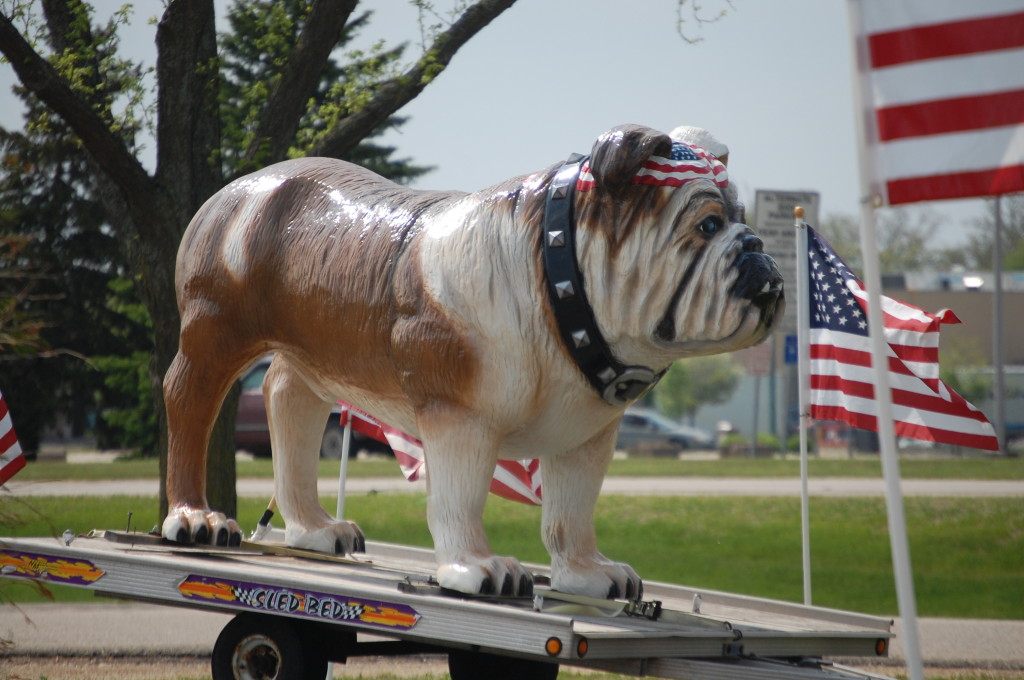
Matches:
[162,124,784,599]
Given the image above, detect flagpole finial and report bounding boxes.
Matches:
[794,206,805,220]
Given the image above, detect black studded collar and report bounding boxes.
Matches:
[540,154,662,406]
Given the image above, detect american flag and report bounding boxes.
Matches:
[338,403,542,505]
[0,389,26,485]
[852,0,1024,204]
[576,141,728,192]
[805,227,998,450]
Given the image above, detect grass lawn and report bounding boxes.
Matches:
[4,493,1021,620]
[12,453,1024,482]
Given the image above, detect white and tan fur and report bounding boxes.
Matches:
[161,124,784,598]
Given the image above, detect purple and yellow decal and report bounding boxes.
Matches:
[0,549,105,586]
[178,574,420,629]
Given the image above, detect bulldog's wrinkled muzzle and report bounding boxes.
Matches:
[730,231,785,327]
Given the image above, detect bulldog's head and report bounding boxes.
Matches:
[573,124,784,369]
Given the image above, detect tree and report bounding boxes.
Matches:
[0,8,152,454]
[0,235,52,451]
[0,0,518,518]
[217,1,430,183]
[816,208,947,275]
[652,354,741,424]
[962,195,1024,270]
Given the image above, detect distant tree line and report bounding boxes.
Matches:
[815,197,1024,274]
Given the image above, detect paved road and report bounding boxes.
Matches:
[7,476,1024,497]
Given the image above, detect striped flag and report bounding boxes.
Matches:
[576,141,728,192]
[851,0,1024,204]
[0,389,26,485]
[805,227,998,450]
[338,403,543,505]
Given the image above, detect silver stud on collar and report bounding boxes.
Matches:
[555,281,575,299]
[546,230,565,247]
[571,330,591,348]
[597,367,617,384]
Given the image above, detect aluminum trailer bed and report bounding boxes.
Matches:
[0,531,894,680]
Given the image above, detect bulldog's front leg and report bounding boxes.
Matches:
[542,422,642,599]
[422,410,533,596]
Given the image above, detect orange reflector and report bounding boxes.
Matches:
[576,637,589,658]
[545,637,562,657]
[875,638,889,656]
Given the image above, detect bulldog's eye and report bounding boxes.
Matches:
[698,215,723,237]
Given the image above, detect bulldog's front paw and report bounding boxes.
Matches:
[285,519,365,555]
[552,558,643,600]
[438,556,534,596]
[162,507,242,547]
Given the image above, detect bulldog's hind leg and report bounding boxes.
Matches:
[542,424,642,599]
[265,356,364,555]
[162,348,243,547]
[421,410,533,596]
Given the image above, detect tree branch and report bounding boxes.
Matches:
[40,0,84,53]
[310,0,518,159]
[242,0,358,166]
[0,12,158,214]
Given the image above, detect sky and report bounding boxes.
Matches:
[0,0,992,247]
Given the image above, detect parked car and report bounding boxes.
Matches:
[235,357,391,459]
[615,407,714,454]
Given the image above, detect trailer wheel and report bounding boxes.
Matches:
[212,613,328,680]
[448,649,558,680]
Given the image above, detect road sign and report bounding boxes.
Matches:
[754,190,820,334]
[784,334,798,365]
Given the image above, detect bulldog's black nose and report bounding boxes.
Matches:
[730,228,784,306]
[740,231,764,253]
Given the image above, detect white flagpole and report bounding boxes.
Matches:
[336,414,353,519]
[846,3,925,679]
[794,207,812,606]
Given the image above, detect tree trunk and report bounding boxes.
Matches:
[152,0,236,519]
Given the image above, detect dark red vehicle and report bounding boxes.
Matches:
[234,357,390,458]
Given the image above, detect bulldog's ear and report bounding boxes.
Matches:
[588,125,672,190]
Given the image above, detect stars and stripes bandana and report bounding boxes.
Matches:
[576,141,729,192]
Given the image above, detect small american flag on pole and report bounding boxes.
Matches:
[338,403,542,505]
[805,227,998,451]
[576,141,728,192]
[0,389,26,485]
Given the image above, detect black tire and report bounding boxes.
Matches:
[320,421,345,459]
[448,649,559,680]
[211,613,328,680]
